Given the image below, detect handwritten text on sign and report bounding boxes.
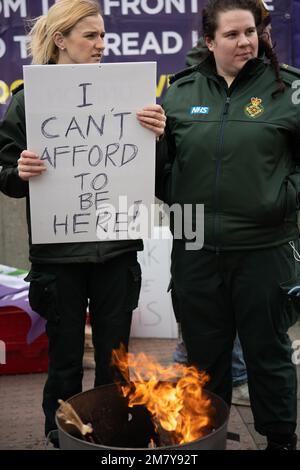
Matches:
[23,62,156,244]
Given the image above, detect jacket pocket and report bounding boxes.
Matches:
[25,270,59,322]
[279,277,300,330]
[125,263,142,312]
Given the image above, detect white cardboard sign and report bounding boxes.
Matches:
[23,62,156,244]
[131,227,178,339]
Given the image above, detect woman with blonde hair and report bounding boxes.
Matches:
[0,0,165,447]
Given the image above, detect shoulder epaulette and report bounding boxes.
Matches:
[169,65,199,85]
[280,64,300,85]
[12,83,24,95]
[280,63,300,75]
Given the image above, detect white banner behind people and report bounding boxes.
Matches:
[132,228,178,339]
[23,62,156,244]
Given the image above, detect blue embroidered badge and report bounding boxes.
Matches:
[190,106,210,115]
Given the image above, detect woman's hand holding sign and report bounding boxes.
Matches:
[18,150,47,181]
[136,104,166,138]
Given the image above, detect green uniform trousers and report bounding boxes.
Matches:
[171,240,299,437]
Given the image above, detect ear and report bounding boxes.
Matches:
[205,36,215,52]
[53,31,65,50]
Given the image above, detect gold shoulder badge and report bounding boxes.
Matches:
[244,97,264,118]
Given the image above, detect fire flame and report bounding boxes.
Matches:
[112,345,214,446]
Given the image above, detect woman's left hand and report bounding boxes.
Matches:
[136,105,166,138]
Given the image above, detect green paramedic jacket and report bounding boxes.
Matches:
[156,56,300,251]
[0,87,143,263]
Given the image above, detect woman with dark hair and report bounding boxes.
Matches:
[173,0,277,409]
[157,0,299,450]
[0,0,165,447]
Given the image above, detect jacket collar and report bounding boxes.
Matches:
[197,53,266,87]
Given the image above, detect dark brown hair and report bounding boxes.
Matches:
[202,0,284,97]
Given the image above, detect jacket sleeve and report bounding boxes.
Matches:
[155,119,176,203]
[286,106,300,208]
[0,92,29,198]
[288,137,300,208]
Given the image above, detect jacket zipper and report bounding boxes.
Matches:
[213,95,231,254]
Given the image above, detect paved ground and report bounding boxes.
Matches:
[0,324,299,451]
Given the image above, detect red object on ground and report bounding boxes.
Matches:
[0,307,48,375]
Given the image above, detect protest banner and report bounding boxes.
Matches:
[24,62,156,243]
[1,1,296,120]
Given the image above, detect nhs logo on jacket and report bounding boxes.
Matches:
[190,106,210,115]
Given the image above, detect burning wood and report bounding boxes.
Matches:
[57,399,96,443]
[112,345,214,446]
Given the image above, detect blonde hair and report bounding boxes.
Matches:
[27,0,102,65]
